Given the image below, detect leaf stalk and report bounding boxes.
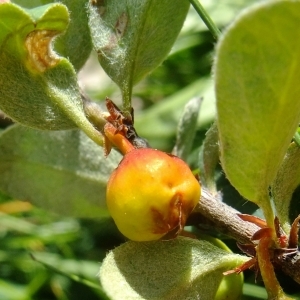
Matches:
[188,0,221,40]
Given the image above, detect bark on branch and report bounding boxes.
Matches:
[189,188,300,285]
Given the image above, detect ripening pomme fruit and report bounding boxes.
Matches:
[106,148,201,241]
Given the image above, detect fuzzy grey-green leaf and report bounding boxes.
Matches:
[199,121,219,194]
[0,125,121,218]
[0,2,100,137]
[0,3,104,146]
[214,1,300,205]
[173,97,202,161]
[87,0,190,109]
[100,237,248,300]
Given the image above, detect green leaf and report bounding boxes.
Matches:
[31,252,110,299]
[173,97,202,161]
[0,211,36,235]
[0,3,72,129]
[199,121,219,194]
[271,142,300,234]
[0,3,103,147]
[55,0,93,71]
[87,0,190,111]
[99,237,248,300]
[214,1,300,216]
[0,279,30,300]
[0,125,121,218]
[0,3,75,129]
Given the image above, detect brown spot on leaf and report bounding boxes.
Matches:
[25,30,60,73]
[115,12,128,39]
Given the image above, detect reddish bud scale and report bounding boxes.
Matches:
[106,148,201,241]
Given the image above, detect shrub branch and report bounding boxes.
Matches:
[190,188,300,285]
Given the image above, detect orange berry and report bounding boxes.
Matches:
[106,148,201,241]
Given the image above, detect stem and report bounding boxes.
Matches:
[188,0,221,40]
[121,82,133,118]
[257,237,292,300]
[52,94,104,147]
[259,193,276,240]
[104,123,135,155]
[76,118,104,147]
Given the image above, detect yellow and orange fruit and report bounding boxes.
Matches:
[106,147,200,241]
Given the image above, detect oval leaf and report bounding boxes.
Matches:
[100,237,248,300]
[199,121,219,194]
[87,0,189,107]
[173,97,202,162]
[0,125,122,218]
[0,3,86,130]
[214,1,300,204]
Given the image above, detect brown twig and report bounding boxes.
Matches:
[191,188,261,244]
[190,187,300,285]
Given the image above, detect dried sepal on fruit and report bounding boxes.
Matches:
[103,100,201,241]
